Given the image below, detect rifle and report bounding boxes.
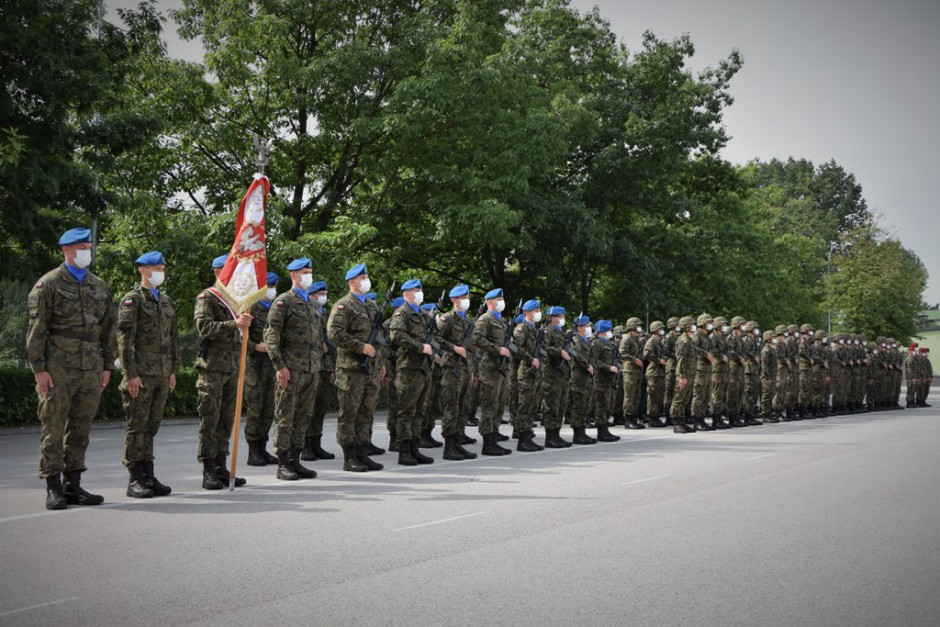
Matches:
[359,280,396,375]
[420,290,446,373]
[497,299,523,373]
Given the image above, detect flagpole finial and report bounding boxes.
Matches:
[253,134,272,176]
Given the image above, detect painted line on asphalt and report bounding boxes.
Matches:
[0,596,80,618]
[746,453,776,461]
[392,511,488,532]
[621,474,670,486]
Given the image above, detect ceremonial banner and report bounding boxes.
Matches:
[215,175,270,313]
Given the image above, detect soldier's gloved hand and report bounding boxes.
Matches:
[126,376,143,399]
[254,342,267,353]
[361,343,377,357]
[169,373,177,393]
[34,371,54,398]
[236,313,252,329]
[453,346,468,358]
[277,367,291,389]
[101,370,111,389]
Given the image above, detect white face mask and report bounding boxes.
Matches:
[690,324,698,334]
[412,290,424,305]
[822,338,828,344]
[635,326,644,334]
[72,249,92,269]
[657,329,665,336]
[739,325,747,333]
[557,317,566,328]
[674,326,682,333]
[299,274,313,291]
[531,311,542,323]
[721,325,730,333]
[602,331,613,340]
[782,331,789,338]
[753,328,760,336]
[266,287,277,301]
[357,277,371,294]
[458,298,470,311]
[772,338,779,345]
[705,323,714,331]
[148,271,165,288]
[494,300,505,313]
[315,294,327,306]
[873,349,879,354]
[584,328,594,338]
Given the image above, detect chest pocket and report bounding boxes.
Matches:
[54,286,82,322]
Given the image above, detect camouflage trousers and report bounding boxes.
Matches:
[798,367,814,408]
[851,368,864,406]
[541,371,570,429]
[422,366,443,431]
[812,367,828,409]
[508,367,520,425]
[710,365,728,416]
[568,372,593,428]
[477,366,508,436]
[440,363,471,437]
[787,369,798,410]
[743,370,759,415]
[664,361,677,415]
[593,375,617,425]
[395,367,430,443]
[646,373,665,418]
[196,368,238,463]
[621,365,643,418]
[121,373,170,466]
[513,369,540,435]
[385,366,399,432]
[273,369,319,455]
[727,364,744,416]
[36,364,103,478]
[691,367,712,418]
[773,368,789,413]
[336,367,379,447]
[669,376,692,421]
[362,367,382,437]
[760,377,776,417]
[244,359,276,443]
[305,369,334,438]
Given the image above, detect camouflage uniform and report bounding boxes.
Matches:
[436,309,475,438]
[619,319,645,426]
[742,323,762,420]
[642,328,667,422]
[27,264,118,482]
[307,310,336,450]
[690,317,715,427]
[785,326,799,414]
[797,324,815,417]
[669,320,697,432]
[542,323,571,432]
[811,331,829,414]
[726,318,746,424]
[245,299,276,447]
[389,302,432,445]
[474,310,512,437]
[663,319,680,416]
[760,333,778,421]
[772,327,790,418]
[708,320,730,426]
[568,331,595,432]
[512,319,542,438]
[591,333,620,431]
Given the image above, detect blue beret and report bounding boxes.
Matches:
[547,306,566,317]
[212,254,229,269]
[514,313,525,325]
[484,288,503,300]
[287,257,312,271]
[345,263,367,281]
[595,320,612,333]
[401,278,422,291]
[449,284,470,298]
[574,315,590,327]
[421,303,438,311]
[390,296,405,308]
[365,292,377,300]
[58,228,92,246]
[266,272,278,286]
[522,299,540,312]
[135,251,165,266]
[309,281,327,293]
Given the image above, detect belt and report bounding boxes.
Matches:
[50,329,97,342]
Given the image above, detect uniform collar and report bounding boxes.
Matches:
[260,300,272,310]
[64,263,87,283]
[407,302,420,314]
[148,288,160,300]
[352,292,367,304]
[292,287,309,303]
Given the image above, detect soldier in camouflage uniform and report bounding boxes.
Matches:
[866,336,882,410]
[918,347,932,406]
[797,323,815,419]
[359,291,389,457]
[418,302,444,449]
[760,330,779,422]
[541,306,574,448]
[611,325,626,425]
[27,228,117,510]
[831,334,848,414]
[785,324,800,417]
[905,344,919,408]
[663,317,681,418]
[690,313,717,431]
[118,251,179,499]
[620,317,646,429]
[511,300,546,452]
[773,325,792,420]
[590,320,622,441]
[848,334,864,412]
[300,280,338,462]
[891,340,904,408]
[726,317,747,426]
[435,285,479,459]
[742,321,763,424]
[473,289,514,455]
[811,330,830,416]
[383,297,403,450]
[193,255,251,490]
[244,272,279,466]
[709,317,731,429]
[389,279,436,465]
[265,258,328,480]
[669,316,697,433]
[569,315,597,444]
[643,321,667,427]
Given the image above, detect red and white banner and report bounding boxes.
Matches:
[215,175,270,313]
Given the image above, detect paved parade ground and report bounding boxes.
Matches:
[2,393,939,626]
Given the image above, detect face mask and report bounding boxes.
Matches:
[600,332,611,340]
[782,331,789,338]
[873,349,879,354]
[854,340,859,345]
[413,290,424,305]
[358,277,371,294]
[299,274,313,290]
[635,326,644,334]
[458,298,470,312]
[822,338,828,344]
[721,325,730,333]
[753,328,760,336]
[315,295,327,306]
[266,287,277,300]
[705,323,714,331]
[674,326,681,333]
[739,325,747,333]
[584,328,594,338]
[657,329,665,336]
[772,339,779,345]
[72,249,92,269]
[690,324,698,334]
[557,318,566,328]
[839,339,845,345]
[148,271,165,288]
[532,311,542,323]
[495,300,505,313]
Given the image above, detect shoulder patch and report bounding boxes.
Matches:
[276,301,286,307]
[198,293,207,300]
[124,299,135,306]
[336,305,344,310]
[34,281,43,289]
[394,312,403,317]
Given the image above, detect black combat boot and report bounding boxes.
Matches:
[247,440,268,466]
[746,414,763,426]
[572,427,597,445]
[731,415,746,427]
[388,426,400,453]
[202,459,224,490]
[398,439,418,465]
[695,417,715,431]
[142,461,171,496]
[364,437,384,456]
[276,452,299,481]
[459,428,477,445]
[63,470,104,506]
[713,416,731,429]
[127,463,155,499]
[516,433,541,452]
[301,436,318,461]
[418,428,439,449]
[410,440,435,464]
[596,424,621,442]
[215,456,246,487]
[625,416,646,429]
[544,428,565,448]
[356,444,384,471]
[444,435,466,460]
[260,441,278,464]
[481,433,506,456]
[289,450,318,479]
[45,474,67,510]
[342,444,369,472]
[673,419,693,434]
[314,435,338,459]
[495,429,510,442]
[456,438,479,459]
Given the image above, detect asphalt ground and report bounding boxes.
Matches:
[1,390,939,626]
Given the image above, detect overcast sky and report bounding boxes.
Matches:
[110,0,940,303]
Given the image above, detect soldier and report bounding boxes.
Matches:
[512,300,546,452]
[786,324,800,417]
[542,306,574,447]
[118,251,180,499]
[620,316,646,429]
[663,317,681,417]
[508,311,525,430]
[918,347,932,406]
[760,330,779,423]
[773,325,791,421]
[590,320,622,441]
[244,272,279,466]
[831,334,848,414]
[797,323,815,419]
[709,316,731,429]
[301,280,338,462]
[669,316,698,433]
[905,344,919,408]
[643,321,668,427]
[435,284,479,460]
[611,324,626,426]
[389,279,436,465]
[742,321,763,425]
[726,316,747,426]
[384,296,404,451]
[690,313,716,431]
[811,330,830,417]
[418,302,444,449]
[194,254,249,490]
[848,334,864,412]
[891,340,904,408]
[360,290,389,457]
[569,315,597,444]
[28,228,117,509]
[473,289,514,455]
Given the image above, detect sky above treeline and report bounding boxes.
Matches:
[107,0,940,305]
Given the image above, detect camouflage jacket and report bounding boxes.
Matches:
[726,333,744,368]
[473,310,508,372]
[643,334,665,378]
[389,302,428,372]
[674,333,696,380]
[591,336,619,383]
[543,324,570,377]
[513,320,541,379]
[620,333,643,372]
[570,333,593,379]
[436,309,474,371]
[742,335,760,375]
[27,264,118,373]
[117,286,180,379]
[194,288,248,373]
[327,292,375,371]
[264,289,323,373]
[316,305,336,372]
[692,330,714,371]
[761,342,778,380]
